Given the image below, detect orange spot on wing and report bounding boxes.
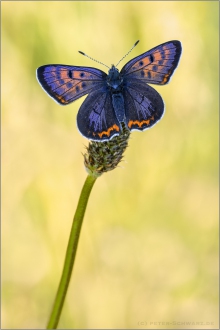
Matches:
[141,57,151,66]
[55,94,69,104]
[72,71,93,80]
[153,52,163,61]
[59,71,71,79]
[128,116,155,129]
[161,74,169,84]
[145,70,160,80]
[95,124,120,138]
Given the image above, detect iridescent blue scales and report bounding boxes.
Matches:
[37,40,182,141]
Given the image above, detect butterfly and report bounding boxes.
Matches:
[36,40,182,141]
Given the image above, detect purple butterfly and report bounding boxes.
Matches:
[36,40,182,141]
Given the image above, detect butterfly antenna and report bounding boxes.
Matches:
[78,50,110,69]
[115,40,140,67]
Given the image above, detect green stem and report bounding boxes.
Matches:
[47,174,97,329]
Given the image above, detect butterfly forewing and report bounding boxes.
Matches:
[37,65,107,105]
[121,40,182,85]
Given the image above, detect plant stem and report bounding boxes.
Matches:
[47,174,97,329]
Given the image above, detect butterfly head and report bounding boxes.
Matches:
[107,65,123,91]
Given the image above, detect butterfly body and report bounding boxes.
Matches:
[106,65,125,123]
[37,40,182,141]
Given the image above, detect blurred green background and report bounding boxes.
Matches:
[2,1,219,329]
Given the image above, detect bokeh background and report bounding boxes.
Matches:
[2,1,219,329]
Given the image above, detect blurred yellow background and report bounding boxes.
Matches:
[2,1,219,329]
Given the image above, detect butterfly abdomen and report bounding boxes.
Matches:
[112,93,125,123]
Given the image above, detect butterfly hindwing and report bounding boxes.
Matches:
[121,40,182,85]
[77,89,120,141]
[124,80,164,131]
[37,65,107,105]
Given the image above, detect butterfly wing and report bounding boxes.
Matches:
[123,79,164,131]
[121,40,182,85]
[36,65,107,105]
[77,89,120,141]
